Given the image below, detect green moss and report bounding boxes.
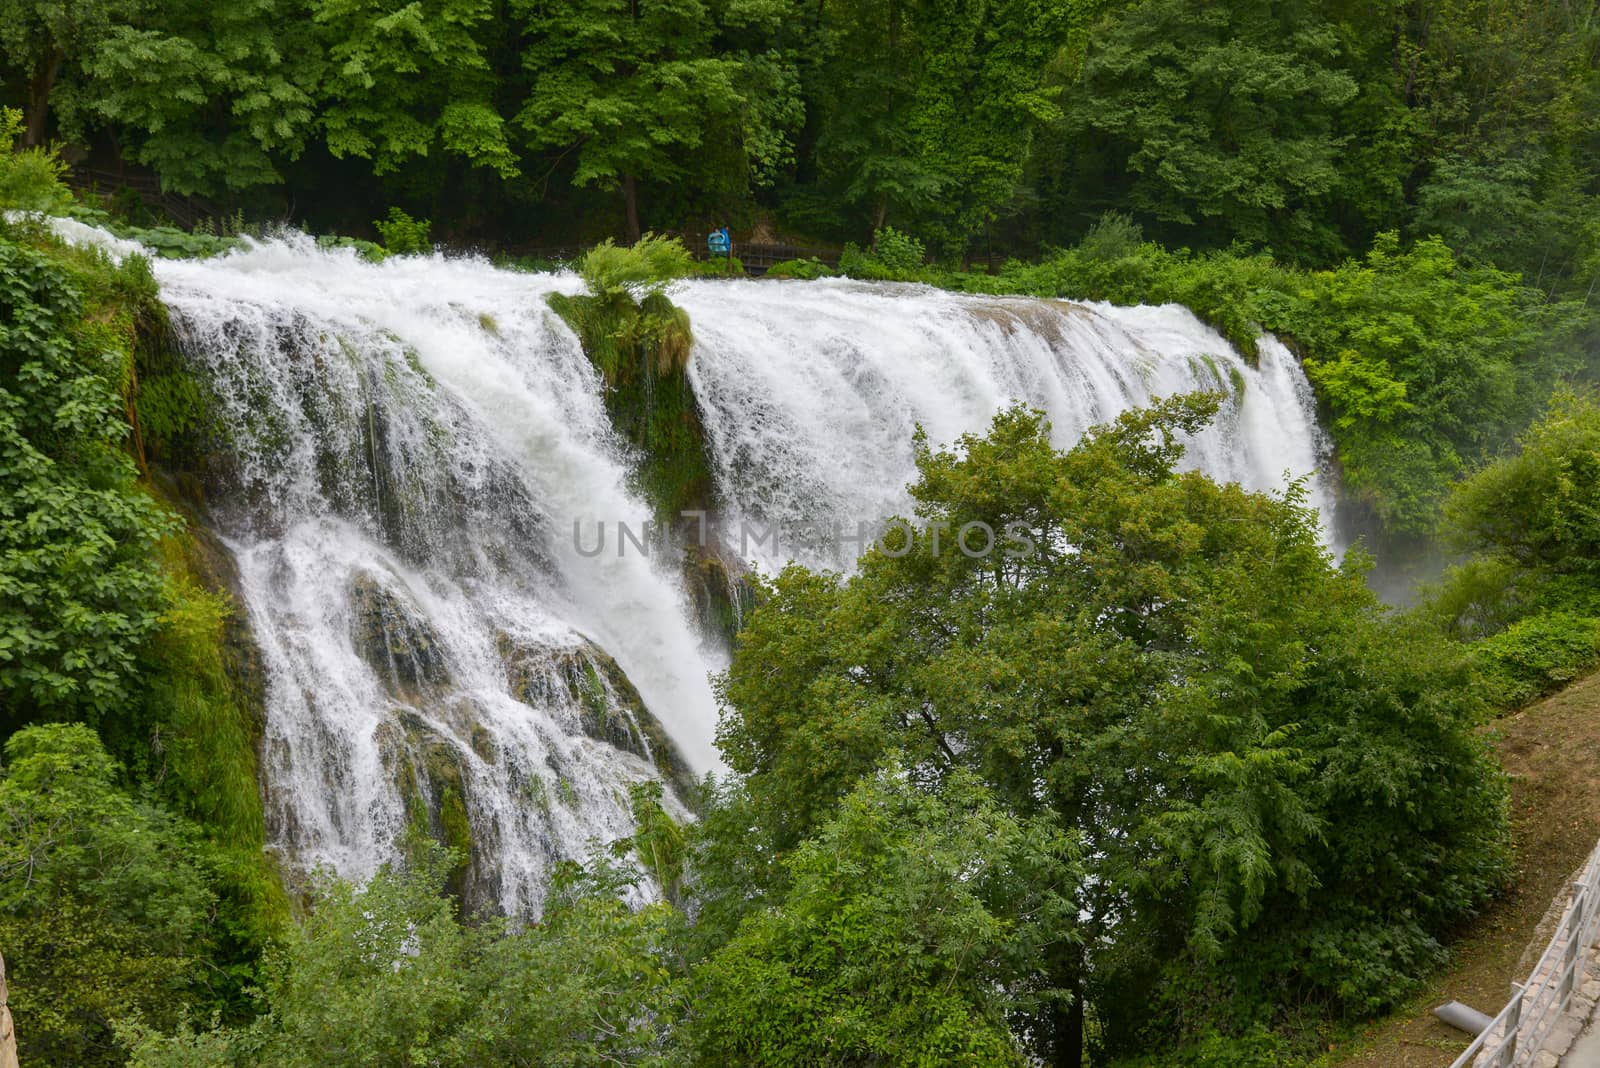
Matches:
[389,722,476,904]
[684,541,760,643]
[137,495,290,951]
[547,237,716,522]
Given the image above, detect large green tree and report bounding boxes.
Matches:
[790,0,1071,253]
[1286,232,1580,532]
[688,768,1079,1066]
[311,0,519,181]
[76,0,319,194]
[0,724,219,1067]
[714,398,1509,1063]
[0,0,146,145]
[1062,0,1405,259]
[512,0,757,239]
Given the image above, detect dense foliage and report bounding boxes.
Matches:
[3,2,1599,1064]
[1,148,280,1065]
[1427,391,1600,706]
[0,0,1593,281]
[708,399,1509,1062]
[0,724,221,1067]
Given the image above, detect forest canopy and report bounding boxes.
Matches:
[0,0,1595,292]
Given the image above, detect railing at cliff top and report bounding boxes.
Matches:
[1450,840,1600,1067]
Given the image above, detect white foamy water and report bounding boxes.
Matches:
[154,238,717,914]
[48,225,1335,916]
[678,278,1335,573]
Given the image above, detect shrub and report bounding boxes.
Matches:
[577,232,693,297]
[1472,612,1600,708]
[0,107,72,214]
[690,254,744,277]
[373,207,432,255]
[546,234,708,518]
[0,724,219,1067]
[839,226,930,281]
[765,256,836,279]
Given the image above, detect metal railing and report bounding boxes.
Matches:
[1450,841,1600,1067]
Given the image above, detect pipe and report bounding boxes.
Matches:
[1433,1000,1493,1036]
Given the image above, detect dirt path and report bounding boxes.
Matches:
[1330,672,1600,1067]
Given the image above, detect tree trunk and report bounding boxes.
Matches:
[1046,947,1085,1068]
[621,174,642,243]
[25,50,65,148]
[0,948,17,1068]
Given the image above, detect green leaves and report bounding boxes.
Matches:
[512,0,754,228]
[715,399,1509,1058]
[0,239,173,722]
[127,845,689,1068]
[314,0,516,177]
[1067,0,1370,258]
[688,768,1076,1066]
[0,723,219,1067]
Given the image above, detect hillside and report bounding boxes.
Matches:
[1335,672,1600,1067]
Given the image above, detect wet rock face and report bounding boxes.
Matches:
[682,534,760,644]
[376,714,478,908]
[349,572,451,699]
[502,635,700,809]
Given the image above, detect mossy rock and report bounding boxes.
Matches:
[498,633,699,808]
[348,572,451,701]
[683,535,760,644]
[378,713,478,908]
[546,288,715,523]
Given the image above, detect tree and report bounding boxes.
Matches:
[0,724,218,1067]
[1287,232,1579,532]
[688,768,1079,1066]
[311,0,519,180]
[512,0,750,240]
[715,398,1509,1062]
[792,0,1069,253]
[77,0,320,194]
[1064,0,1400,259]
[0,0,147,145]
[1404,0,1600,298]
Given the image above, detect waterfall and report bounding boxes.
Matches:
[153,239,717,916]
[678,278,1334,573]
[130,237,1333,916]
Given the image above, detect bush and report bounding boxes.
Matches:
[124,849,686,1068]
[1445,389,1600,577]
[0,107,72,214]
[576,232,693,296]
[765,256,836,279]
[0,240,176,724]
[839,226,930,281]
[113,225,241,259]
[691,254,745,277]
[0,724,220,1067]
[373,207,432,255]
[1472,612,1600,708]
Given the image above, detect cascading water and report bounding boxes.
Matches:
[153,240,719,916]
[106,230,1333,917]
[677,278,1335,573]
